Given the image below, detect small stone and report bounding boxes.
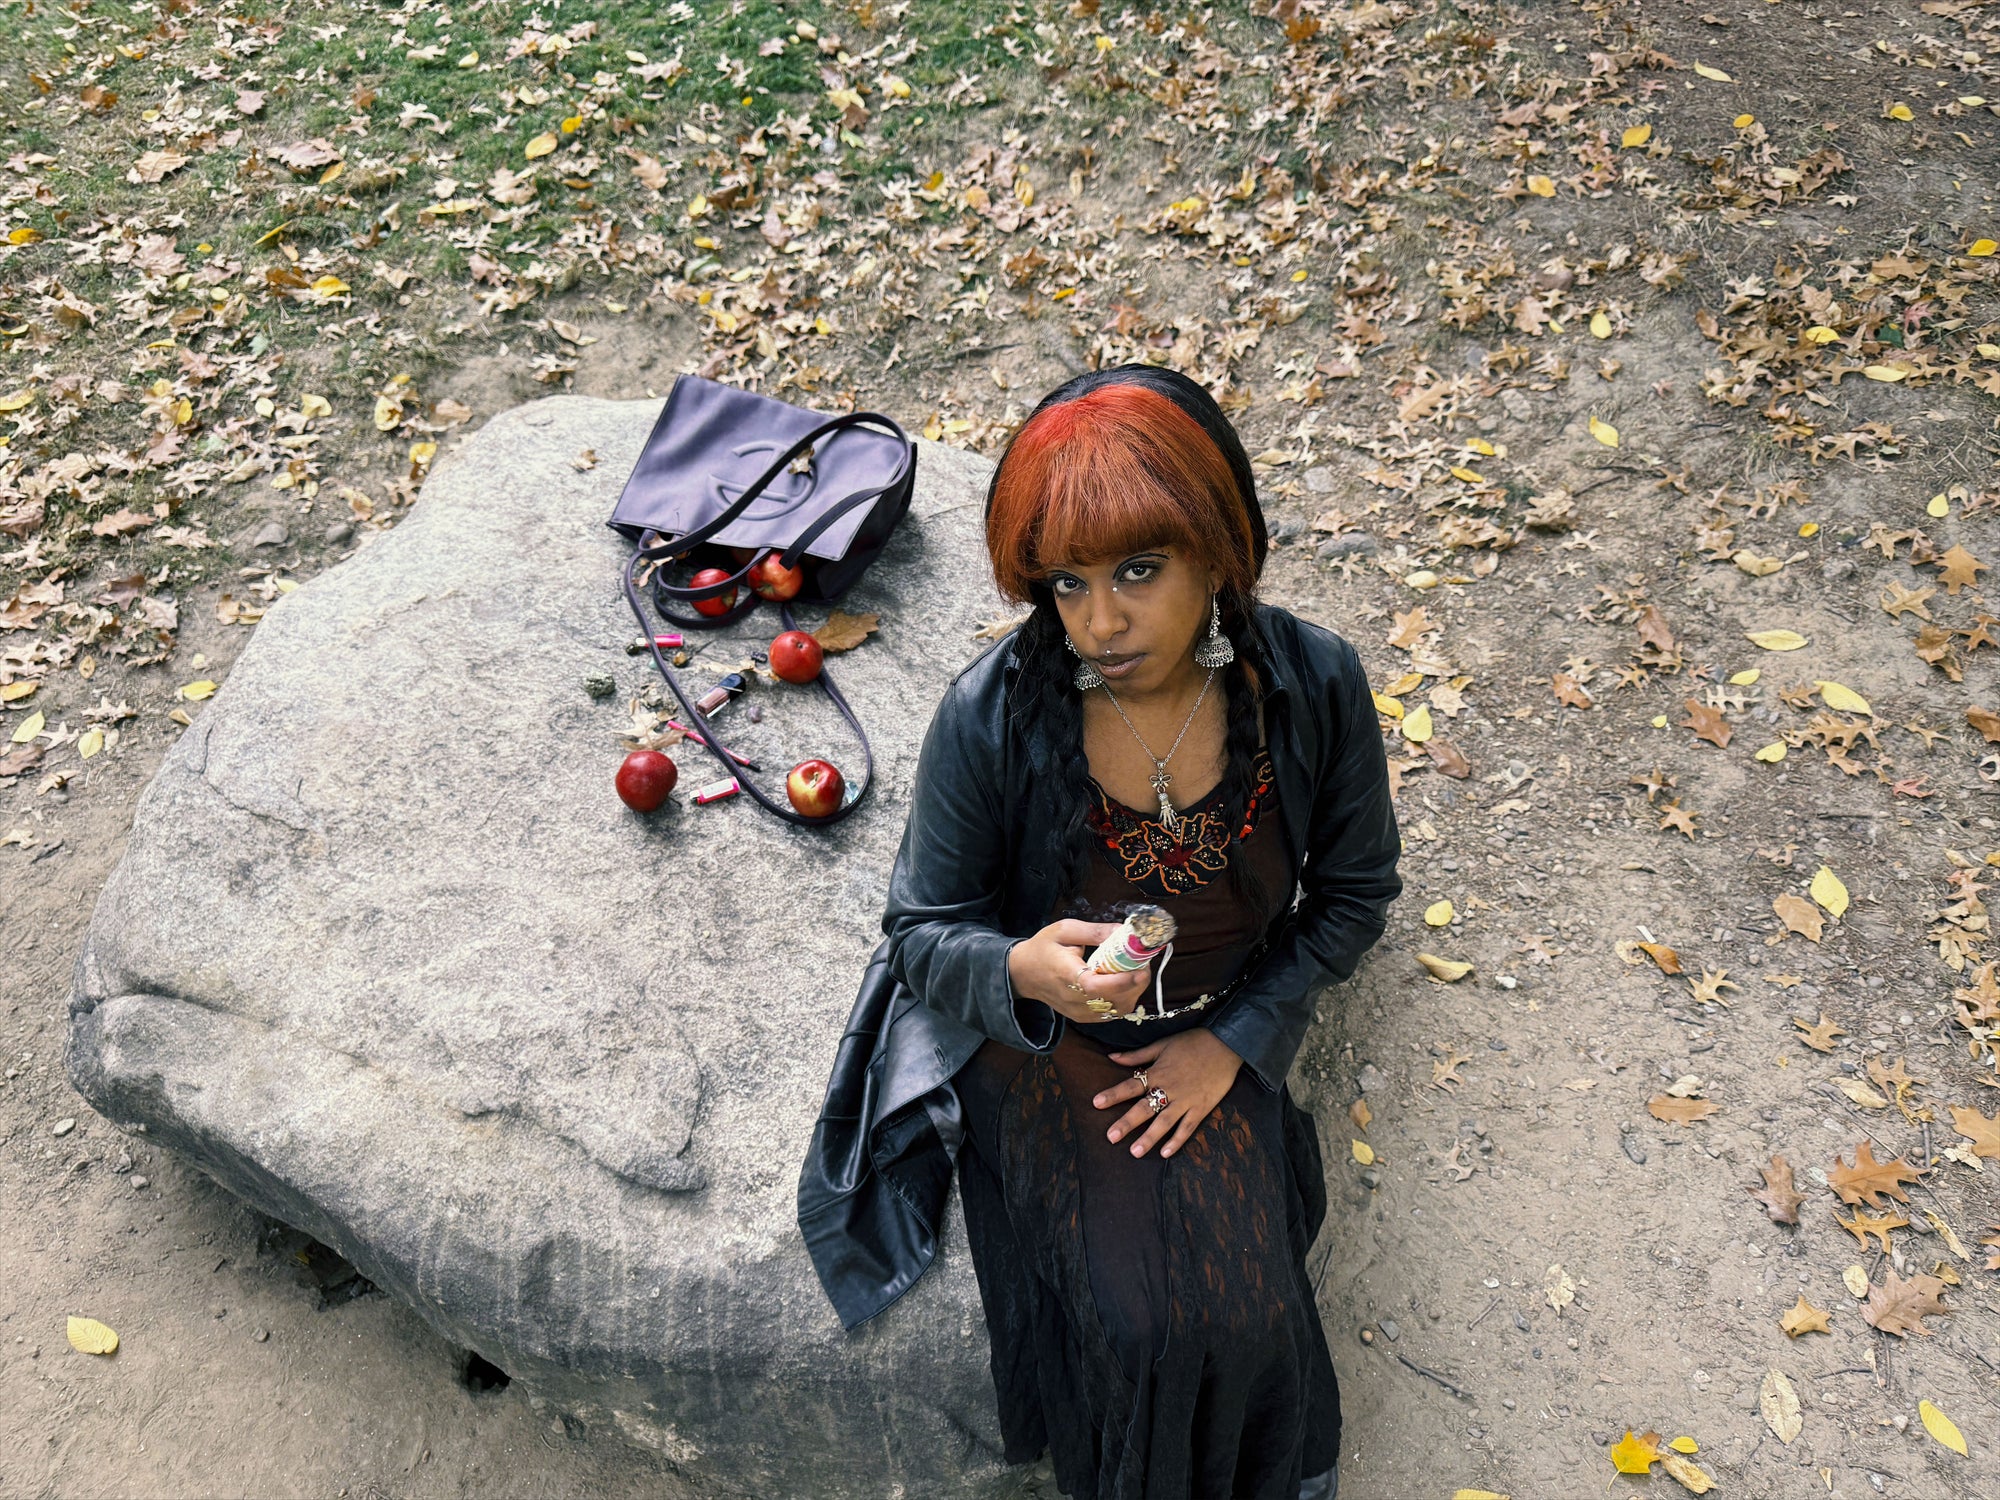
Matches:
[1379,1319,1400,1342]
[1315,532,1378,562]
[251,521,290,549]
[1357,1063,1387,1094]
[582,672,615,700]
[1513,1312,1530,1332]
[253,1328,270,1343]
[130,1175,149,1190]
[745,704,764,724]
[1359,1327,1375,1344]
[1621,1131,1647,1166]
[1501,1397,1516,1410]
[1487,1038,1508,1051]
[1359,1166,1381,1189]
[1269,517,1305,544]
[51,1117,76,1137]
[325,521,355,546]
[1304,467,1337,495]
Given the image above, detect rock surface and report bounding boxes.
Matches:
[66,395,1024,1498]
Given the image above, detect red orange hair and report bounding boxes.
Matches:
[985,384,1259,604]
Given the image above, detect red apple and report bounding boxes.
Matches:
[786,758,845,819]
[768,629,824,684]
[689,566,738,618]
[746,552,806,602]
[615,750,678,812]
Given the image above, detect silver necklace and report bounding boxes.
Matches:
[1094,665,1217,838]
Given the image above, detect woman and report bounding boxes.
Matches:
[799,365,1400,1500]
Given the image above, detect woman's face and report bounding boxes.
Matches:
[1045,545,1221,696]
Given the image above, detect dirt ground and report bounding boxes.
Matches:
[8,0,2000,1495]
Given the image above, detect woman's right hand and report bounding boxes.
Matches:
[1007,920,1152,1025]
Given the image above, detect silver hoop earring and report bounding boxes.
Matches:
[1067,636,1106,690]
[1193,595,1235,670]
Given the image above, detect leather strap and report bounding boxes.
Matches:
[620,550,874,827]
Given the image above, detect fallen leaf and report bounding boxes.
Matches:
[1746,628,1808,651]
[1424,900,1455,927]
[1694,62,1734,81]
[1688,969,1739,1005]
[1610,1430,1662,1475]
[1659,1451,1715,1494]
[1621,124,1653,148]
[1588,414,1620,447]
[1780,1294,1831,1336]
[1638,941,1682,975]
[813,610,880,653]
[1402,704,1435,743]
[1809,866,1848,918]
[525,131,559,159]
[1387,607,1434,650]
[1862,1267,1950,1337]
[1350,1099,1372,1132]
[1967,707,2000,743]
[1829,1141,1926,1208]
[1773,893,1824,942]
[1733,550,1783,577]
[1552,672,1593,709]
[90,508,154,538]
[11,710,45,744]
[1750,1155,1805,1224]
[1417,953,1474,983]
[67,1317,119,1355]
[1649,1095,1719,1125]
[1760,1369,1801,1444]
[1754,742,1787,763]
[1794,1013,1847,1052]
[1816,680,1872,715]
[1351,1139,1375,1166]
[178,680,217,701]
[1917,1399,1967,1457]
[1431,1050,1472,1089]
[1950,1105,2000,1159]
[1834,1207,1906,1252]
[1936,545,1989,594]
[1834,1078,1890,1110]
[1681,699,1732,748]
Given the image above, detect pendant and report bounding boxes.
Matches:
[1151,768,1177,837]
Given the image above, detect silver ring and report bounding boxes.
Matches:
[1131,1069,1149,1091]
[1145,1087,1169,1115]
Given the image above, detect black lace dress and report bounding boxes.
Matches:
[954,749,1341,1500]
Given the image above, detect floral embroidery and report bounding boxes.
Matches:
[1085,750,1275,899]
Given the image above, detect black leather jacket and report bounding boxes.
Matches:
[798,602,1402,1329]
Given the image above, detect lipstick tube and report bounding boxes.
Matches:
[695,672,748,716]
[666,719,759,771]
[627,633,685,654]
[692,776,740,805]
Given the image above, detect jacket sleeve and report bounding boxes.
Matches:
[1207,638,1402,1092]
[880,677,1064,1055]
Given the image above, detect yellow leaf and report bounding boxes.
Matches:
[1351,1139,1375,1165]
[1452,1492,1511,1500]
[310,275,350,296]
[1754,743,1787,764]
[1928,493,1951,518]
[1610,1429,1662,1474]
[408,440,437,467]
[11,709,44,743]
[560,115,583,134]
[1526,174,1556,198]
[1466,438,1497,456]
[0,389,37,412]
[1733,113,1756,128]
[1401,704,1434,743]
[1621,124,1652,148]
[457,50,479,68]
[178,680,217,701]
[1416,953,1474,982]
[299,393,332,419]
[1886,103,1914,121]
[1862,364,1908,382]
[1810,865,1849,919]
[1660,1451,1716,1493]
[1746,629,1808,651]
[1694,63,1733,81]
[1804,326,1839,344]
[373,394,403,431]
[525,132,558,159]
[0,681,33,701]
[1450,466,1486,484]
[1729,669,1760,685]
[318,160,344,185]
[1589,311,1612,339]
[1799,522,1819,538]
[1651,714,1667,728]
[1424,900,1455,927]
[1734,550,1783,577]
[67,1316,119,1355]
[77,727,104,759]
[1383,673,1424,695]
[7,226,41,245]
[1816,680,1871,715]
[1919,1398,1968,1457]
[1588,415,1619,447]
[1968,239,1996,257]
[1372,692,1405,720]
[1668,1437,1699,1454]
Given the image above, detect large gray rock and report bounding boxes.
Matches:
[66,396,1025,1497]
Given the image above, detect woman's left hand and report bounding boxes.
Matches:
[1095,1031,1243,1159]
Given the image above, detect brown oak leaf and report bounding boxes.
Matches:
[1772,892,1824,942]
[1860,1267,1950,1338]
[1657,800,1698,839]
[1688,969,1739,1005]
[1681,698,1731,748]
[1793,1013,1847,1052]
[1950,1105,2000,1160]
[1387,607,1434,650]
[1828,1141,1926,1208]
[1878,581,1935,620]
[1779,1293,1832,1337]
[1552,672,1593,709]
[1749,1155,1805,1224]
[1967,707,2000,744]
[1935,544,1989,594]
[1635,604,1676,654]
[1648,1095,1719,1125]
[1833,1206,1907,1252]
[812,610,880,654]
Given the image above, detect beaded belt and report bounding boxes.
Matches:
[1119,934,1271,1026]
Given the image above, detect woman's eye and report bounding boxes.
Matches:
[1050,575,1080,596]
[1119,563,1159,584]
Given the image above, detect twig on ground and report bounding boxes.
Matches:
[1467,1295,1501,1330]
[1393,1351,1473,1400]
